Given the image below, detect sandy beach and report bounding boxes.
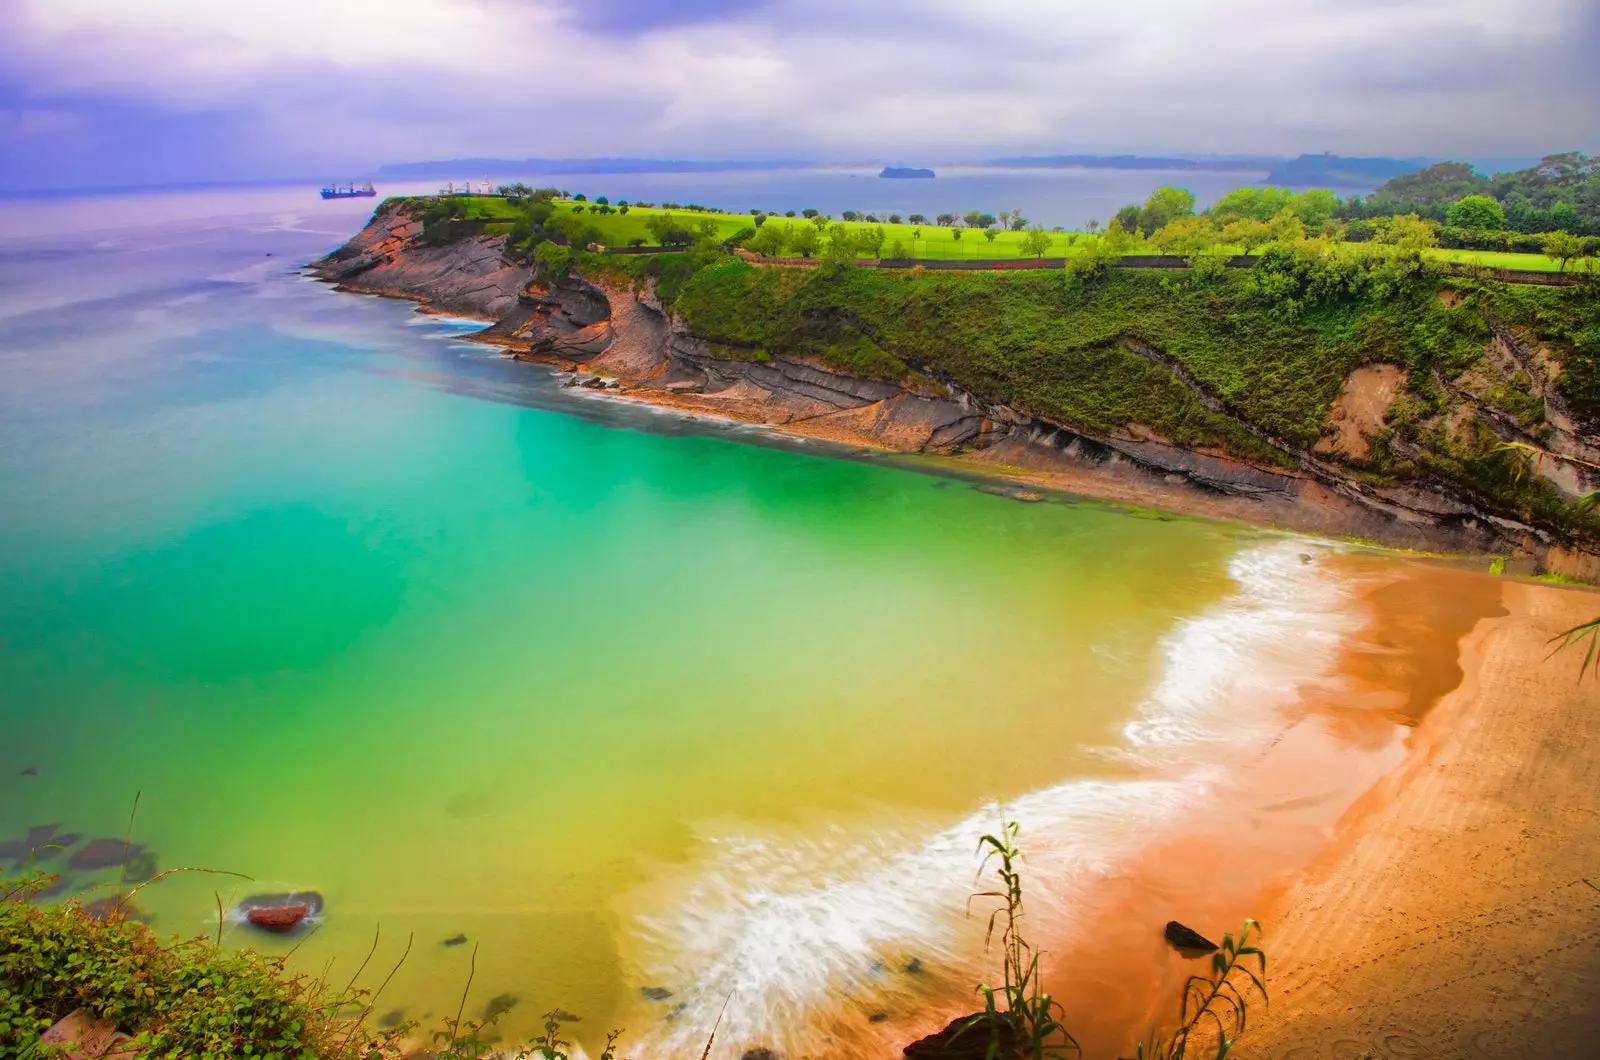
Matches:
[1238,578,1600,1059]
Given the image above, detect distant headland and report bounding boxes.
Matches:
[880,166,935,179]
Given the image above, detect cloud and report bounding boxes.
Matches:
[0,0,1594,188]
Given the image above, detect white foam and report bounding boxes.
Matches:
[619,540,1359,1058]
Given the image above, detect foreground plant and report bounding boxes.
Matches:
[1137,921,1267,1060]
[966,821,1080,1059]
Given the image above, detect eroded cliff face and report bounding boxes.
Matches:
[308,213,1582,563]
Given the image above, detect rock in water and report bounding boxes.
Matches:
[442,933,468,947]
[68,838,145,871]
[247,904,309,932]
[1165,920,1219,955]
[237,891,324,934]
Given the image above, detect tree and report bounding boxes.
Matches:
[841,210,861,222]
[1378,212,1436,250]
[1085,219,1101,234]
[1269,207,1307,243]
[1008,208,1026,231]
[908,214,928,225]
[788,223,821,257]
[752,212,766,227]
[595,196,609,205]
[1543,230,1587,271]
[573,193,587,202]
[1447,194,1506,229]
[748,222,788,257]
[858,225,887,258]
[1290,189,1338,227]
[1222,217,1274,254]
[811,214,829,230]
[965,209,995,228]
[1019,227,1053,258]
[802,208,819,218]
[785,210,797,218]
[618,205,630,215]
[951,227,964,243]
[824,223,859,262]
[1113,204,1144,234]
[1102,217,1139,254]
[889,239,908,259]
[889,214,903,224]
[1153,215,1217,254]
[1139,185,1196,235]
[911,227,923,254]
[983,228,999,243]
[936,213,956,227]
[1210,186,1294,223]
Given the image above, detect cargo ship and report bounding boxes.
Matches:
[321,182,377,199]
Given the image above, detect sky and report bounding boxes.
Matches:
[1,0,1597,191]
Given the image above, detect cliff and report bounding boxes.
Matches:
[310,201,1600,572]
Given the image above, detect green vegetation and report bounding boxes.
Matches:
[599,233,1600,539]
[1,871,386,1059]
[1340,152,1600,237]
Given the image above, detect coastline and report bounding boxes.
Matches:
[308,212,1598,569]
[1238,577,1600,1059]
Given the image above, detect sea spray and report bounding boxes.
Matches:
[620,541,1364,1058]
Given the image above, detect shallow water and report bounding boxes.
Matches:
[0,191,1403,1057]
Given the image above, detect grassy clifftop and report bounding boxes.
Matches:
[611,248,1600,539]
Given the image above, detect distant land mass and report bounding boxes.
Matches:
[375,158,811,178]
[880,166,935,179]
[1263,153,1432,186]
[986,154,1276,171]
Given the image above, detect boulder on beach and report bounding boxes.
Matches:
[1164,920,1219,955]
[903,1013,1018,1060]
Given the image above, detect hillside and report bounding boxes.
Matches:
[312,199,1600,572]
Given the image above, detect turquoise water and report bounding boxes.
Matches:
[0,196,1359,1057]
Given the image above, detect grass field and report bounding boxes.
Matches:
[455,196,1581,271]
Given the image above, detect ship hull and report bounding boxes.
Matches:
[320,190,377,199]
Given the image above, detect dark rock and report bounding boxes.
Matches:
[551,1009,581,1022]
[903,1012,1018,1060]
[870,1012,890,1024]
[236,892,323,934]
[640,986,673,1001]
[378,1009,406,1029]
[1164,920,1219,956]
[482,994,519,1020]
[20,766,36,777]
[741,1049,779,1060]
[580,376,608,389]
[121,851,157,883]
[248,905,309,932]
[442,933,468,947]
[68,838,146,871]
[904,957,925,975]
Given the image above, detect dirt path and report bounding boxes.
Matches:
[1239,580,1600,1059]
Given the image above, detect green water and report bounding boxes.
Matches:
[0,206,1265,1054]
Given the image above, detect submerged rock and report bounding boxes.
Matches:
[640,986,673,1001]
[41,1009,138,1060]
[378,1009,406,1029]
[904,957,925,975]
[442,933,468,947]
[482,994,519,1020]
[68,838,145,871]
[1164,920,1219,955]
[20,766,37,777]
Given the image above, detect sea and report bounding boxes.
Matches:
[0,170,1403,1058]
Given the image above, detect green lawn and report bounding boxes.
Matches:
[454,196,1581,272]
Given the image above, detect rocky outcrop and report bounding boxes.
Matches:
[309,211,1597,565]
[310,202,532,318]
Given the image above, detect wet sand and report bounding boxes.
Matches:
[866,557,1521,1060]
[1236,577,1600,1059]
